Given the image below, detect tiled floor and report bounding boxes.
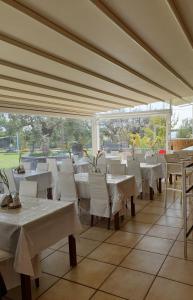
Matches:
[5,190,193,300]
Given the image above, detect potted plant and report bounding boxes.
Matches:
[0,169,13,207]
[15,151,25,174]
[83,149,104,173]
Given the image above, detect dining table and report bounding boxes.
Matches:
[13,170,52,198]
[140,163,164,200]
[121,160,164,200]
[74,173,136,229]
[0,197,81,300]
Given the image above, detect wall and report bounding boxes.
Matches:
[171,139,193,150]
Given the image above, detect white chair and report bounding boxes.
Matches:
[145,154,158,164]
[47,158,58,196]
[57,172,78,202]
[134,153,146,163]
[97,155,107,174]
[164,153,193,206]
[0,249,16,292]
[22,162,31,172]
[60,158,74,173]
[107,159,120,165]
[36,162,48,172]
[97,163,107,174]
[127,160,142,196]
[3,169,17,194]
[109,164,126,175]
[89,173,112,229]
[19,180,37,198]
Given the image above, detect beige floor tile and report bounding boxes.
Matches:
[133,213,160,224]
[41,248,55,260]
[38,279,95,300]
[100,267,154,300]
[146,277,193,300]
[41,251,82,277]
[6,273,59,300]
[147,224,180,240]
[59,237,101,256]
[177,229,193,242]
[121,221,152,234]
[121,249,166,275]
[169,241,193,260]
[80,227,113,241]
[147,201,166,208]
[106,231,142,247]
[142,206,165,215]
[165,208,183,218]
[156,216,183,228]
[91,291,123,299]
[64,258,115,289]
[159,256,193,285]
[135,236,173,254]
[88,242,130,265]
[49,237,68,250]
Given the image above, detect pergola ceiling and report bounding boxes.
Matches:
[0,0,193,117]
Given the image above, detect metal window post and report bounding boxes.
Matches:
[92,117,100,154]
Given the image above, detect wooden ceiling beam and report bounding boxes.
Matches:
[0,60,146,106]
[166,0,193,49]
[0,32,163,103]
[0,74,123,108]
[0,86,114,111]
[0,97,91,116]
[0,92,100,113]
[90,0,193,91]
[1,0,184,100]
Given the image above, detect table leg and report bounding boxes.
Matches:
[114,212,120,230]
[131,196,135,216]
[158,178,162,193]
[68,235,77,267]
[150,187,154,200]
[20,274,32,300]
[47,187,53,199]
[169,174,173,184]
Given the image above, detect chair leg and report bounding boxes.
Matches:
[173,177,176,202]
[107,217,111,230]
[0,272,7,298]
[131,196,135,217]
[91,215,94,226]
[35,278,39,288]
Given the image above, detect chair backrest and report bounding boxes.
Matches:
[164,153,179,163]
[19,180,37,198]
[97,163,107,174]
[22,162,31,172]
[89,173,110,217]
[127,160,142,179]
[3,169,17,194]
[127,160,142,194]
[60,158,74,173]
[145,154,158,164]
[107,159,121,165]
[134,153,146,163]
[58,171,77,202]
[47,158,58,178]
[109,164,126,175]
[36,162,48,172]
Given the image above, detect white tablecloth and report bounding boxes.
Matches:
[14,171,52,197]
[0,198,81,279]
[140,163,163,192]
[75,173,136,215]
